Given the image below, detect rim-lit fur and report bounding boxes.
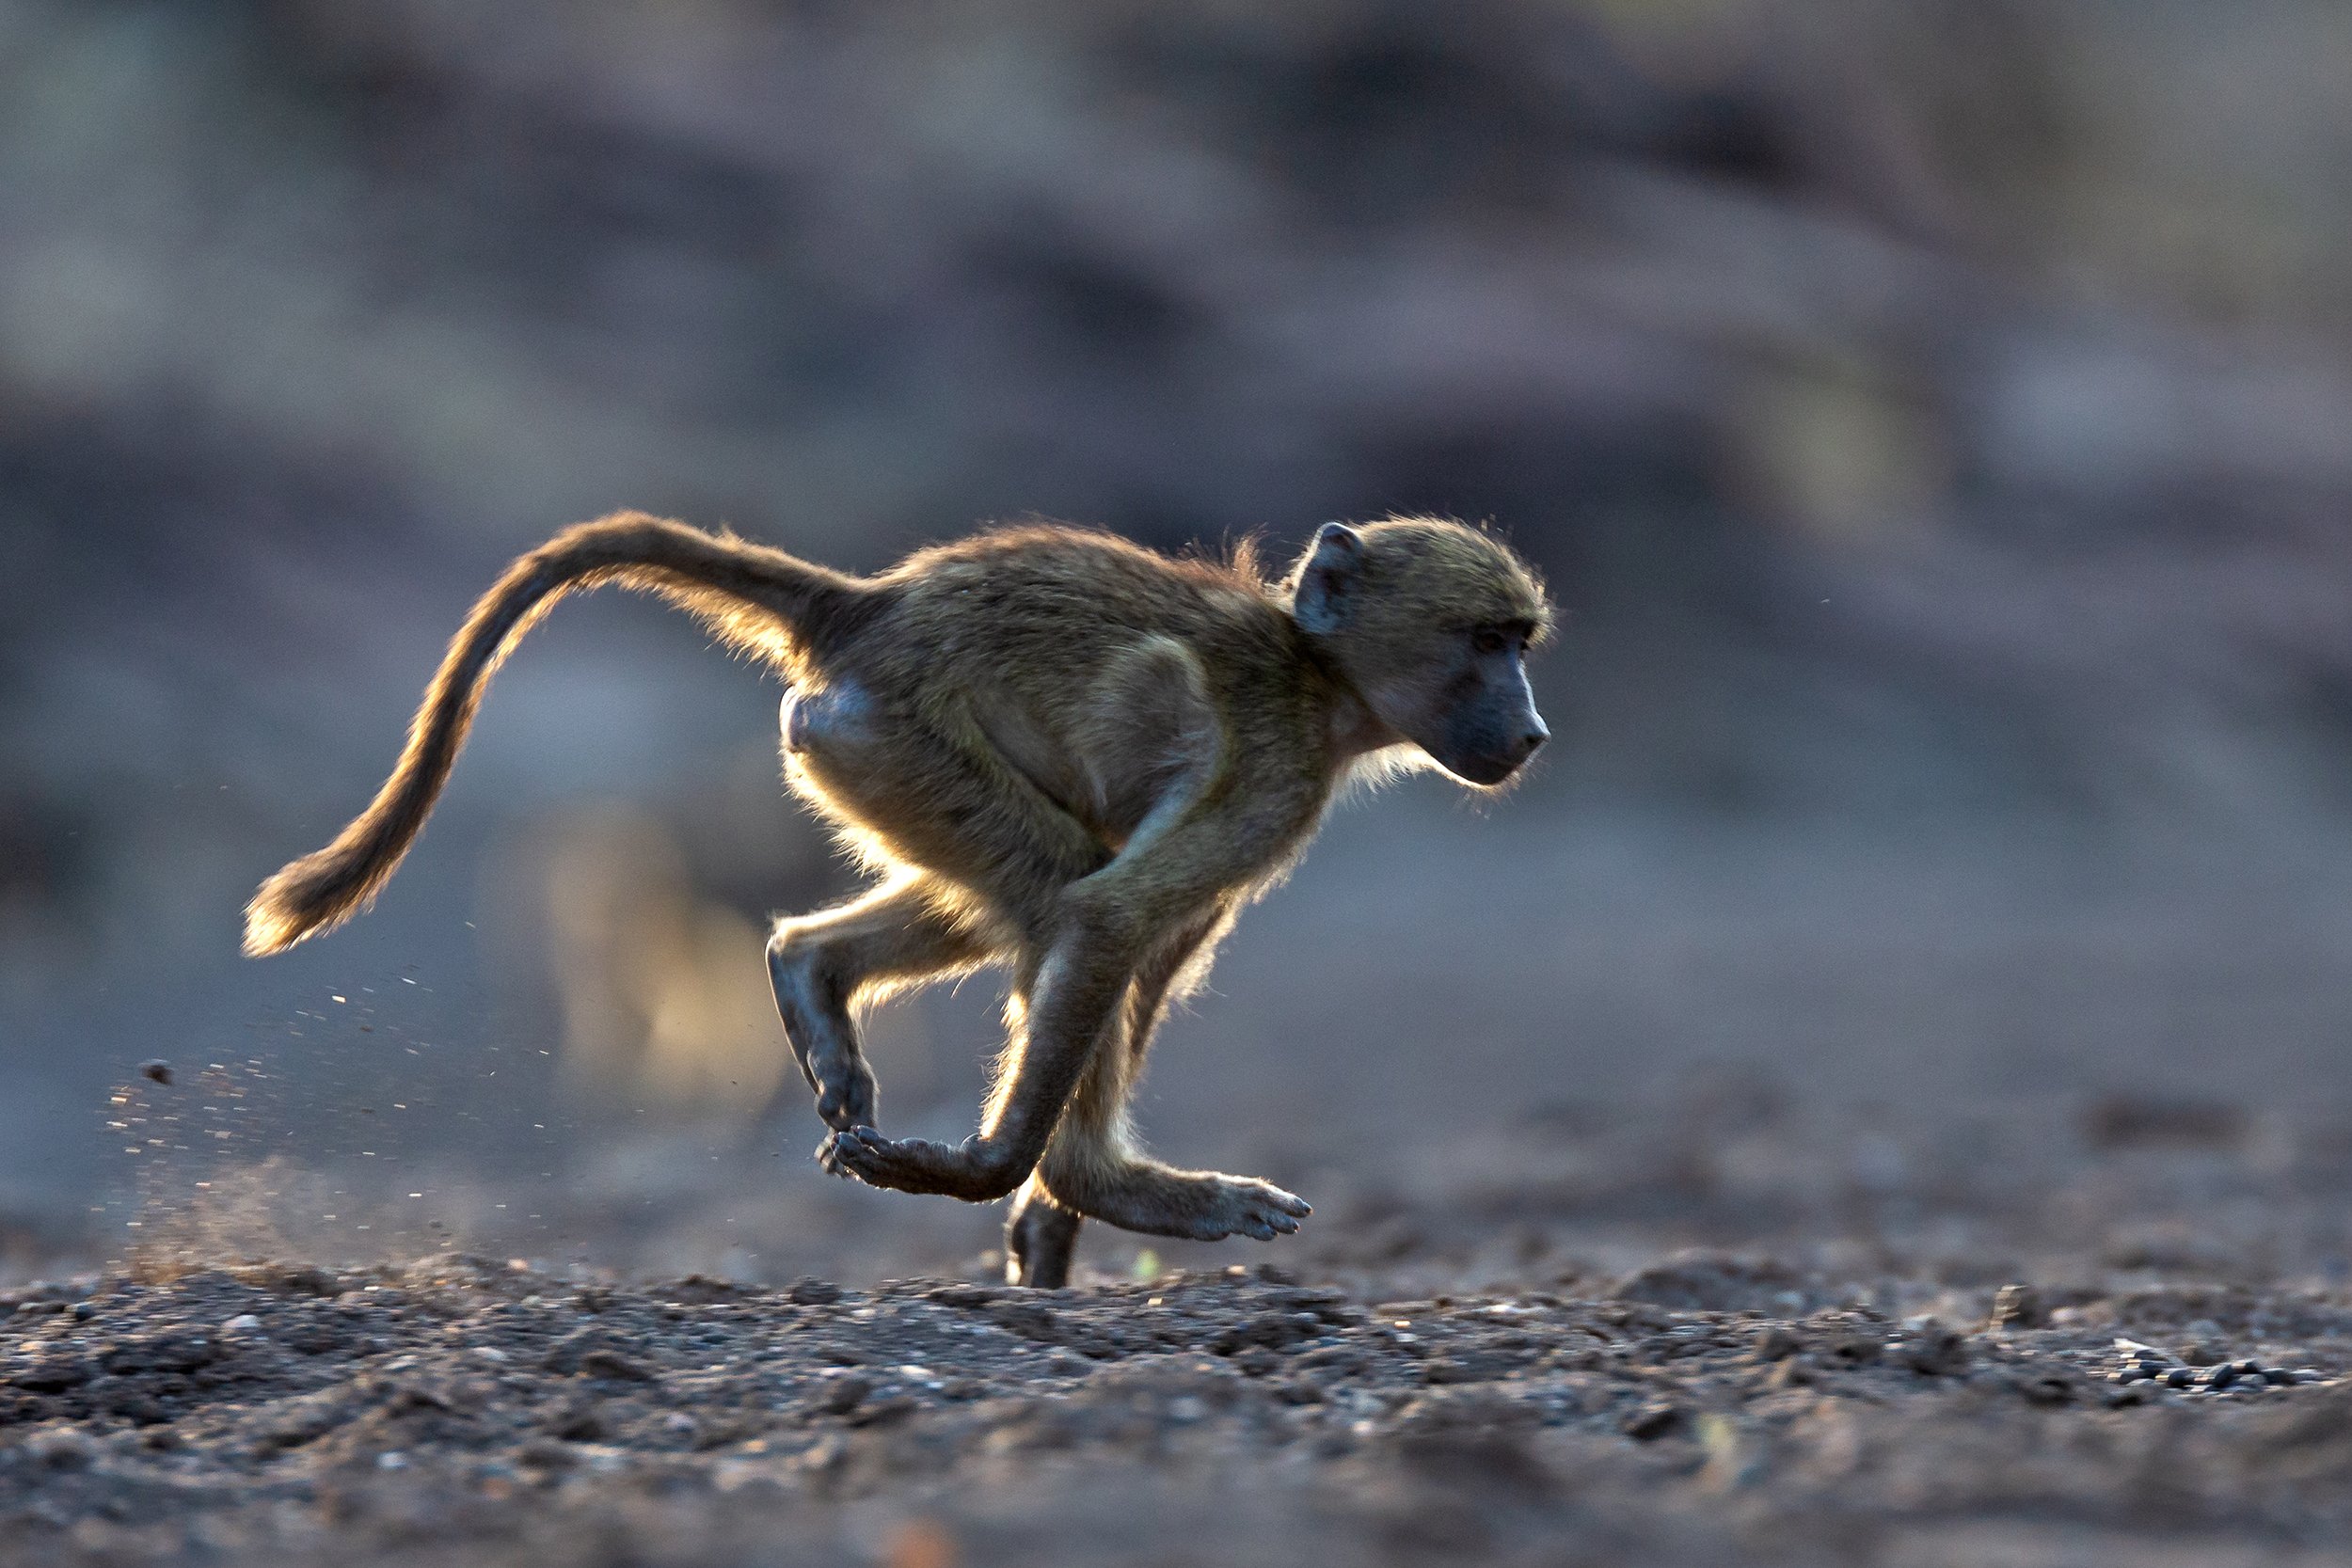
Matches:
[242,513,866,956]
[1281,515,1552,644]
[246,509,1552,1287]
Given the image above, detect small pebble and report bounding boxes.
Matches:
[1990,1285,2045,1330]
[27,1431,94,1469]
[221,1314,263,1336]
[2205,1361,2268,1391]
[544,1406,604,1442]
[1899,1323,1969,1377]
[377,1451,406,1470]
[579,1350,654,1382]
[139,1060,173,1085]
[808,1375,870,1416]
[1622,1403,1684,1441]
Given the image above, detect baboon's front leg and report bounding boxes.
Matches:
[765,876,993,1166]
[827,921,1123,1201]
[830,813,1312,1212]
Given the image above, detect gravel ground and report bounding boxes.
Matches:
[4,1250,2351,1568]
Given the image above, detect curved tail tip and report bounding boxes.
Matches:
[243,874,329,957]
[242,898,304,958]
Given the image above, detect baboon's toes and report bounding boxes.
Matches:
[1200,1178,1311,1243]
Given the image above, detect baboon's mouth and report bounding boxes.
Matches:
[1447,752,1525,786]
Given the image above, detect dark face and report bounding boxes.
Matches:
[1289,521,1552,784]
[1413,624,1549,785]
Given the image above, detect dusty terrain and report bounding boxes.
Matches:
[8,1134,2352,1568]
[11,8,2352,1566]
[11,816,2352,1568]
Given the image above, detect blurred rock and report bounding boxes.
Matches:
[1612,1252,1808,1314]
[1990,1284,2045,1330]
[2080,1094,2249,1151]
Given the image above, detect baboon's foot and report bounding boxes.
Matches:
[1073,1169,1311,1243]
[812,1069,876,1133]
[1006,1193,1084,1289]
[828,1126,1025,1202]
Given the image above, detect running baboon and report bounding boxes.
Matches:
[246,513,1552,1287]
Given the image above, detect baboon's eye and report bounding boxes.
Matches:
[1470,628,1509,657]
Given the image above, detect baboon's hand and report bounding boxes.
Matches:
[827,1126,1025,1203]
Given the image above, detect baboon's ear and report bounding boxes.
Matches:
[1294,523,1365,636]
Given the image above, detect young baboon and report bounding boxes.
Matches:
[246,513,1552,1287]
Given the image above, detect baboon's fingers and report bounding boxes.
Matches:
[831,1126,946,1190]
[814,1132,858,1178]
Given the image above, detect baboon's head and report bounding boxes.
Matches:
[1287,517,1554,785]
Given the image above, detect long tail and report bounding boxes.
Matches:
[244,511,869,957]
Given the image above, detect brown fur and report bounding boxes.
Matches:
[246,510,1552,1286]
[244,515,867,957]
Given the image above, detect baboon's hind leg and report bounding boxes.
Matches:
[1005,1173,1084,1288]
[1040,905,1312,1244]
[765,874,996,1163]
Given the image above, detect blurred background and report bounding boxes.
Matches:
[6,0,2352,1301]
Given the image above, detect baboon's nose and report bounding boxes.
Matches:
[1518,718,1549,758]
